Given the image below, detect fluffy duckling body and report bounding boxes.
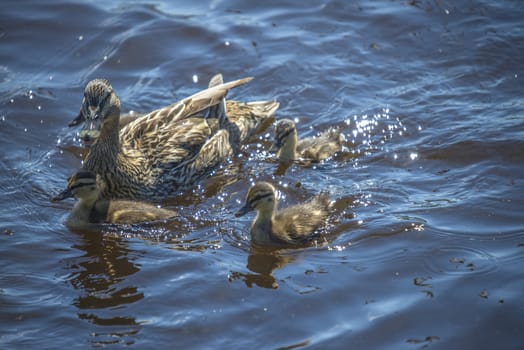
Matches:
[235,182,331,247]
[74,76,278,200]
[53,170,176,227]
[271,119,344,162]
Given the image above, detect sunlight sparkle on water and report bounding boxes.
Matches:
[193,74,198,83]
[410,152,418,160]
[328,245,346,252]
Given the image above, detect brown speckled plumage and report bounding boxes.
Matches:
[235,181,331,247]
[75,75,279,200]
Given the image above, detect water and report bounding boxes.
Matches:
[1,1,523,349]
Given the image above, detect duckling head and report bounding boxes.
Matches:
[235,182,277,217]
[76,79,121,144]
[270,119,298,161]
[52,170,100,203]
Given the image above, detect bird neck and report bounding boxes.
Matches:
[85,111,120,172]
[251,201,277,245]
[277,132,298,161]
[67,192,99,226]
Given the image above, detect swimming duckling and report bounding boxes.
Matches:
[235,182,331,247]
[52,170,176,227]
[270,119,344,162]
[73,76,278,200]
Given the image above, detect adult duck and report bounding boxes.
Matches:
[72,75,278,200]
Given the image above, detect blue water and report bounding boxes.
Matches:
[1,1,523,349]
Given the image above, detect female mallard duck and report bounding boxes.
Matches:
[235,181,331,247]
[72,75,278,200]
[52,170,176,227]
[270,118,344,162]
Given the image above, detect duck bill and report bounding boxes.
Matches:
[79,119,102,145]
[235,203,252,217]
[52,188,73,202]
[68,111,85,127]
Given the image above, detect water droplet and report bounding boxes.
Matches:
[225,40,230,46]
[37,106,42,111]
[78,35,84,41]
[192,74,198,83]
[24,128,27,132]
[10,99,14,103]
[103,55,108,60]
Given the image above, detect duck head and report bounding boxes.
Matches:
[235,182,277,217]
[52,170,100,202]
[69,79,121,145]
[270,119,298,160]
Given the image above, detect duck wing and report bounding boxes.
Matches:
[274,193,331,242]
[297,128,343,161]
[120,76,253,141]
[119,77,253,165]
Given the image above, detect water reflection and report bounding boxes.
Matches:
[229,246,296,289]
[65,228,143,344]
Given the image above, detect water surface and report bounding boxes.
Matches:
[1,1,523,349]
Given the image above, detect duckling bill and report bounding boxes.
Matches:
[53,170,176,227]
[235,181,331,247]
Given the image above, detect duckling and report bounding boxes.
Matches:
[235,182,331,247]
[73,76,278,200]
[270,118,344,162]
[52,170,176,227]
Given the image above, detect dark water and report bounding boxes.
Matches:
[1,1,523,349]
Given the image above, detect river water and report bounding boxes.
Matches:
[1,1,523,349]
